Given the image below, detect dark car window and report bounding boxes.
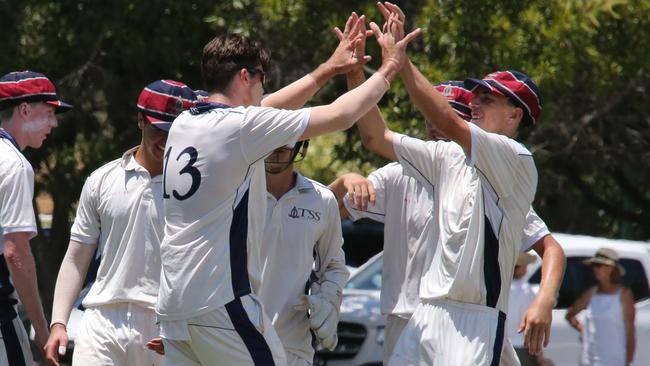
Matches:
[529,255,650,309]
[346,256,383,290]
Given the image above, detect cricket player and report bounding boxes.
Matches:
[257,141,349,366]
[156,16,421,365]
[332,77,564,363]
[341,4,543,364]
[43,80,197,366]
[0,70,71,365]
[329,81,472,362]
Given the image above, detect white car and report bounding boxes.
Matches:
[316,233,650,366]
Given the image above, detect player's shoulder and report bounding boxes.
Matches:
[300,176,338,204]
[470,123,532,156]
[86,156,123,183]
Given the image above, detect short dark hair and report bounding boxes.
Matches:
[0,106,15,123]
[201,34,270,93]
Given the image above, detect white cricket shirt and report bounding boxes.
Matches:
[157,105,309,321]
[258,173,349,361]
[393,123,537,313]
[344,162,435,318]
[70,147,163,308]
[0,130,37,254]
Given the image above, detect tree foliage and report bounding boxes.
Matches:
[0,0,648,314]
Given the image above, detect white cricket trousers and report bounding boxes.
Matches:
[0,313,34,366]
[162,295,286,366]
[72,302,163,366]
[389,299,509,366]
[383,314,410,365]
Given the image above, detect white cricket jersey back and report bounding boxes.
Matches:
[393,124,537,313]
[258,174,348,361]
[0,132,37,253]
[70,148,164,308]
[344,162,435,317]
[157,105,309,320]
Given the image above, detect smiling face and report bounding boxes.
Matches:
[138,113,169,167]
[21,102,58,148]
[469,88,522,137]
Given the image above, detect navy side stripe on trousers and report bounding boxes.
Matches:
[1,318,27,366]
[490,311,507,366]
[225,297,275,366]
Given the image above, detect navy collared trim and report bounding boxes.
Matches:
[189,101,231,115]
[0,129,19,150]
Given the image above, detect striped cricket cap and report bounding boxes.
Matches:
[435,81,474,121]
[0,71,72,113]
[464,70,542,126]
[137,80,198,131]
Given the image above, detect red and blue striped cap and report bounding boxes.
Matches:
[137,80,198,131]
[0,71,72,113]
[464,71,542,126]
[434,81,474,121]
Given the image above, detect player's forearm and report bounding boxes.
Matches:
[400,59,468,146]
[4,236,49,335]
[532,235,566,307]
[51,240,96,326]
[304,71,391,140]
[261,65,334,110]
[346,72,397,160]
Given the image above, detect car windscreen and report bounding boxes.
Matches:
[529,256,650,308]
[345,255,383,290]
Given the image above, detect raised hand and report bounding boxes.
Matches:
[370,3,421,81]
[325,12,373,75]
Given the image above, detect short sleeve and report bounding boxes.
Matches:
[520,208,550,251]
[240,107,310,163]
[468,123,537,199]
[70,177,101,244]
[392,133,440,188]
[0,168,36,237]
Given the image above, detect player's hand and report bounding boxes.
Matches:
[43,323,68,366]
[370,3,421,79]
[294,281,342,350]
[146,337,166,355]
[327,12,372,76]
[519,297,553,355]
[343,173,376,211]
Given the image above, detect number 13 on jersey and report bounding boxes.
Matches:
[162,145,202,201]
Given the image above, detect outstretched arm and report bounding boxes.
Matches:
[380,2,471,153]
[262,13,372,109]
[519,235,566,355]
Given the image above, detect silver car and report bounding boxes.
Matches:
[317,233,650,366]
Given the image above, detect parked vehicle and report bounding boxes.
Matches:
[316,233,650,366]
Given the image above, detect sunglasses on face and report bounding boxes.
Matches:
[246,68,266,89]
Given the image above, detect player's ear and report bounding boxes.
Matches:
[239,68,250,84]
[511,106,523,124]
[137,112,145,131]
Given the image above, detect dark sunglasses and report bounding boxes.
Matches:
[246,68,266,89]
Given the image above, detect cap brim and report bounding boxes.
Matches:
[464,78,504,96]
[46,100,73,114]
[583,258,626,276]
[142,114,172,131]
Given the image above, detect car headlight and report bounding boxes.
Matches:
[376,326,385,345]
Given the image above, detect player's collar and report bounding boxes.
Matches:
[120,146,147,172]
[0,128,20,150]
[294,173,314,193]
